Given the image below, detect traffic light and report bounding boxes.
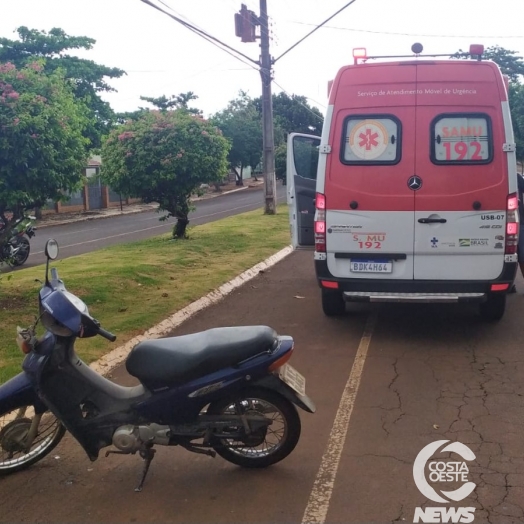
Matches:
[234,4,258,43]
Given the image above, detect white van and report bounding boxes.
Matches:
[287,45,519,321]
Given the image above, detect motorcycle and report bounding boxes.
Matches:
[0,239,315,491]
[0,215,36,267]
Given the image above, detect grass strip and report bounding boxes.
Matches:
[0,205,290,384]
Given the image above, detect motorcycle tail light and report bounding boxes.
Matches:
[268,347,294,371]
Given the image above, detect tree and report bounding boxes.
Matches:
[140,92,202,115]
[0,62,89,245]
[101,110,230,238]
[211,92,263,185]
[0,27,125,148]
[254,92,324,139]
[274,142,287,183]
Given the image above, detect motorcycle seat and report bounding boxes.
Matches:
[126,326,279,386]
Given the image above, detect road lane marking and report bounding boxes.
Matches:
[29,224,170,255]
[51,227,99,236]
[302,312,378,524]
[29,203,261,256]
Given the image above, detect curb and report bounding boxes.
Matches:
[36,185,252,229]
[90,244,294,376]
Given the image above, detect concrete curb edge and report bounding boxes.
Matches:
[90,244,294,376]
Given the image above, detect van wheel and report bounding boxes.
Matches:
[479,294,506,322]
[321,289,346,316]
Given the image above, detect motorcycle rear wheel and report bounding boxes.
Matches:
[11,237,30,266]
[0,405,65,474]
[208,387,301,468]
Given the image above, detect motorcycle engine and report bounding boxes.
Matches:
[112,424,171,453]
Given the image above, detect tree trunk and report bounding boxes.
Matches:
[34,207,43,220]
[173,216,189,239]
[236,164,244,186]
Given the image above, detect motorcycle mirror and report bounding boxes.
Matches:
[45,239,59,260]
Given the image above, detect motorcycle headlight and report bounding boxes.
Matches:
[39,307,74,337]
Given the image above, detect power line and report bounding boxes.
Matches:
[273,0,359,63]
[287,21,524,40]
[139,0,260,71]
[156,0,207,33]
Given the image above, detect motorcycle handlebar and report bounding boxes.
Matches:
[97,326,117,342]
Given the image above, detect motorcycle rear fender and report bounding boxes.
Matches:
[0,372,47,415]
[253,374,316,413]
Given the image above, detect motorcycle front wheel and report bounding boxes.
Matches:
[207,387,301,468]
[11,237,30,266]
[0,406,65,474]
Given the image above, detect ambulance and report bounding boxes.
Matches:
[287,44,519,321]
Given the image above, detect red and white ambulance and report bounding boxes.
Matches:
[287,44,519,320]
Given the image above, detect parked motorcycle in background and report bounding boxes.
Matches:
[0,215,36,267]
[0,239,315,491]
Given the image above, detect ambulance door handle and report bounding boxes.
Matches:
[418,218,447,224]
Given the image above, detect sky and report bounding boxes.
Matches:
[1,0,523,118]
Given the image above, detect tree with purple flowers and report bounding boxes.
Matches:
[0,62,88,247]
[101,110,230,239]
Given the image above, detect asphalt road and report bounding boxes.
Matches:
[22,184,286,268]
[1,251,523,523]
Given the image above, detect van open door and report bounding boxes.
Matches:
[287,133,321,248]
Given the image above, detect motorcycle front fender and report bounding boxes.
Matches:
[0,372,47,415]
[253,374,316,413]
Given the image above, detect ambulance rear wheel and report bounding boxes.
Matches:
[321,289,346,316]
[479,294,506,322]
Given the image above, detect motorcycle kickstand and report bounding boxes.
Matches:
[135,447,156,493]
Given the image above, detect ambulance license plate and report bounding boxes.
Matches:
[350,260,392,273]
[278,364,306,397]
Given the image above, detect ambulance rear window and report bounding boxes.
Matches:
[341,115,401,165]
[431,113,493,164]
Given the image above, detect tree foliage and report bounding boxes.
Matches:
[101,110,230,238]
[258,92,324,182]
[0,62,88,244]
[211,91,324,186]
[140,91,202,115]
[274,142,287,183]
[454,45,524,83]
[211,92,262,185]
[0,27,125,147]
[254,92,324,137]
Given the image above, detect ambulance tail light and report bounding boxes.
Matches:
[315,193,326,252]
[505,193,519,254]
[353,48,367,64]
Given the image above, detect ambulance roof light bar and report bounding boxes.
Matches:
[352,48,367,64]
[352,43,485,64]
[469,44,484,60]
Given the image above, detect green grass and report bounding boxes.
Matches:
[0,205,290,384]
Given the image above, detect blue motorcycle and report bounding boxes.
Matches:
[0,239,315,491]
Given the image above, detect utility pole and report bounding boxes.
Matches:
[258,0,276,214]
[234,2,276,215]
[144,0,360,216]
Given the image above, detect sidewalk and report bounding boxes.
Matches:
[36,178,264,229]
